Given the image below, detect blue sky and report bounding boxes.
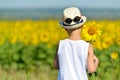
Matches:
[0,0,120,9]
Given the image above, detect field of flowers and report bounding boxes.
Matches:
[0,19,119,80]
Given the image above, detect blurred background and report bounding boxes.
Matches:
[0,0,119,80]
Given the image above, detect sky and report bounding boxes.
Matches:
[0,0,120,9]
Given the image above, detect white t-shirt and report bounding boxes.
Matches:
[57,39,89,80]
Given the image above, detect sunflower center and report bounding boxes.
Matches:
[88,27,96,35]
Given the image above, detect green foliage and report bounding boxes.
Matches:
[0,42,55,70]
[0,42,119,80]
[91,45,120,80]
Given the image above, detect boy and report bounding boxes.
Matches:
[54,7,99,80]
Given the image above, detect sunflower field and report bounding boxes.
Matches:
[0,19,119,80]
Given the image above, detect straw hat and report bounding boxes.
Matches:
[59,7,87,29]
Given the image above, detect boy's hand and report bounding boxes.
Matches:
[93,55,99,65]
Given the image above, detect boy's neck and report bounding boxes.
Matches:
[66,28,82,40]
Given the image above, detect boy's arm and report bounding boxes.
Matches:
[53,45,59,69]
[87,44,99,73]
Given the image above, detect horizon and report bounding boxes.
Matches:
[0,7,120,20]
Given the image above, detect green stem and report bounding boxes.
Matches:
[89,72,97,80]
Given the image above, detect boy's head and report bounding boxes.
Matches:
[59,7,87,29]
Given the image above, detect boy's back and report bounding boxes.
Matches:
[54,7,99,80]
[57,39,89,80]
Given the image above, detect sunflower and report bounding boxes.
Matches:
[0,36,5,45]
[81,22,101,43]
[111,52,118,60]
[39,31,49,43]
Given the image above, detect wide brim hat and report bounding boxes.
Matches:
[59,7,87,29]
